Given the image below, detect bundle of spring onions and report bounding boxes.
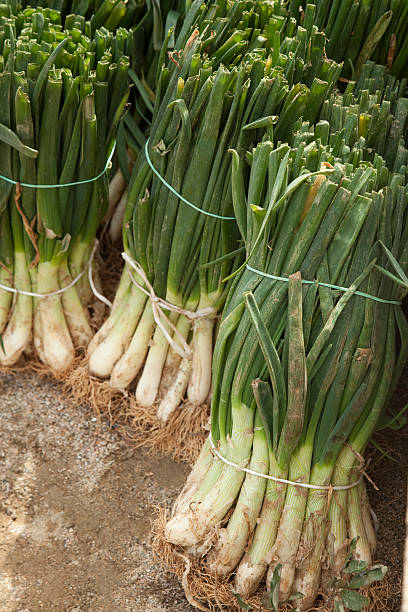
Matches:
[289,0,408,80]
[87,0,342,421]
[163,129,408,609]
[352,62,408,172]
[297,62,408,179]
[0,7,129,370]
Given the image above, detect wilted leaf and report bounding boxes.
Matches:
[271,564,282,611]
[345,537,359,565]
[341,589,369,611]
[261,564,282,611]
[349,564,387,589]
[354,11,393,78]
[344,560,368,574]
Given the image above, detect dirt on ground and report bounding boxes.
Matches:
[0,369,193,612]
[0,368,406,612]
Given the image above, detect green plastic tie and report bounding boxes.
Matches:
[144,139,235,221]
[0,142,116,189]
[246,265,402,305]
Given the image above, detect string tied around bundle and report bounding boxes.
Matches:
[0,239,112,308]
[0,142,116,189]
[123,252,217,360]
[246,265,402,306]
[144,139,235,221]
[208,435,364,492]
[0,145,117,307]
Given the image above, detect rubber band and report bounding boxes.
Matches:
[123,253,216,359]
[0,240,112,308]
[0,143,116,189]
[144,139,235,220]
[246,265,402,306]
[209,435,363,492]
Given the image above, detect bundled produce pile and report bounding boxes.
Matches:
[1,0,408,610]
[160,129,408,610]
[289,0,408,79]
[88,0,343,422]
[0,6,129,369]
[156,48,408,607]
[320,67,408,178]
[6,1,189,232]
[293,60,408,182]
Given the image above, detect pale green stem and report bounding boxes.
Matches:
[165,399,254,547]
[110,266,132,314]
[327,445,357,575]
[158,314,193,421]
[348,481,372,565]
[187,316,215,405]
[88,284,147,377]
[293,463,334,610]
[29,267,45,363]
[207,417,269,578]
[87,283,132,356]
[268,443,313,601]
[172,439,214,516]
[0,266,13,334]
[110,299,155,388]
[0,251,32,366]
[70,241,92,305]
[135,309,179,407]
[37,260,74,371]
[59,259,93,349]
[359,481,377,556]
[157,357,192,422]
[234,453,288,596]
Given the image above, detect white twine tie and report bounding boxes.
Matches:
[0,240,113,307]
[122,252,216,359]
[209,435,363,492]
